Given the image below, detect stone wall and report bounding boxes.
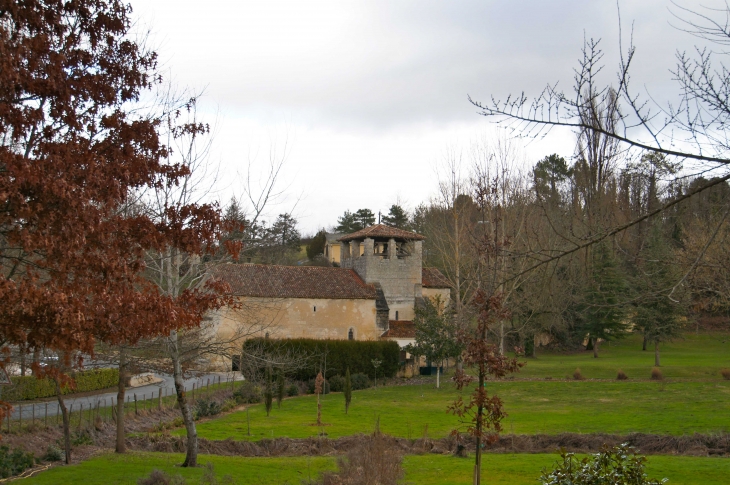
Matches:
[216,296,379,343]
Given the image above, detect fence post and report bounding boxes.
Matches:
[192,383,195,403]
[19,404,22,430]
[158,389,162,410]
[32,403,35,427]
[134,394,138,415]
[6,409,9,432]
[78,403,83,430]
[45,403,48,427]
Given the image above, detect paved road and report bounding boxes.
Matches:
[6,372,243,422]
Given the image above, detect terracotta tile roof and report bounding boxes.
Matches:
[422,267,451,288]
[213,264,377,300]
[338,224,426,242]
[381,320,415,339]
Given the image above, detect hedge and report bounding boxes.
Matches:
[3,368,119,402]
[243,338,400,381]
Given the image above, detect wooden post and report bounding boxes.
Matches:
[6,409,10,432]
[19,404,22,429]
[32,403,35,426]
[45,403,48,427]
[78,403,83,430]
[134,394,138,415]
[158,389,162,410]
[247,407,250,436]
[192,383,195,403]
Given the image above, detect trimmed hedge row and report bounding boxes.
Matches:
[4,368,119,402]
[243,338,400,381]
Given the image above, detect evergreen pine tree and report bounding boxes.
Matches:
[632,225,686,366]
[381,204,410,229]
[580,243,628,358]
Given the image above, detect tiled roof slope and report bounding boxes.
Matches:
[422,267,451,288]
[214,264,377,300]
[381,320,415,339]
[338,224,426,242]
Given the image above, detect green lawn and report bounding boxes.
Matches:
[24,453,337,485]
[187,379,730,440]
[22,452,730,485]
[516,332,730,380]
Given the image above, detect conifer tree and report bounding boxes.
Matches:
[276,370,285,408]
[580,243,629,358]
[632,226,686,366]
[264,365,273,416]
[344,367,352,414]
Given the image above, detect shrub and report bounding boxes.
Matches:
[328,375,345,392]
[0,446,35,479]
[286,384,299,397]
[71,429,93,446]
[194,399,222,419]
[243,338,400,381]
[573,368,584,380]
[137,469,184,485]
[317,433,403,485]
[721,368,730,380]
[4,368,119,401]
[232,382,262,404]
[651,367,663,381]
[351,373,371,390]
[539,444,667,485]
[43,446,63,462]
[617,369,628,380]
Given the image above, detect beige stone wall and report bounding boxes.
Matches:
[422,287,451,307]
[216,296,379,343]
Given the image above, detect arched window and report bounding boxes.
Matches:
[265,332,270,339]
[348,328,354,340]
[395,311,399,320]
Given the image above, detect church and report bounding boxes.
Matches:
[212,224,450,368]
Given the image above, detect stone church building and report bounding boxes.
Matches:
[213,225,450,366]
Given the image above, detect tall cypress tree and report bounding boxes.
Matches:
[344,367,352,414]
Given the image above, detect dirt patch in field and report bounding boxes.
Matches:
[125,432,730,458]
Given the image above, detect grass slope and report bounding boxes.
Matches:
[22,452,730,485]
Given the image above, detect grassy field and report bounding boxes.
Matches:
[186,379,730,440]
[22,452,730,485]
[515,332,730,380]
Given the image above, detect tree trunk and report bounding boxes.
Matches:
[116,348,127,453]
[498,321,505,355]
[654,341,661,367]
[642,334,647,351]
[19,344,26,377]
[593,338,599,358]
[54,380,71,464]
[170,330,197,467]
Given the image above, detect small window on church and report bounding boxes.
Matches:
[265,332,269,339]
[313,306,316,312]
[348,328,354,340]
[395,311,399,320]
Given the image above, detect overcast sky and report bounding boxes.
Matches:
[128,0,715,234]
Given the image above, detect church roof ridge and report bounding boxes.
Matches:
[338,224,426,242]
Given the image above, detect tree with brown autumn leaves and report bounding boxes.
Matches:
[0,0,233,464]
